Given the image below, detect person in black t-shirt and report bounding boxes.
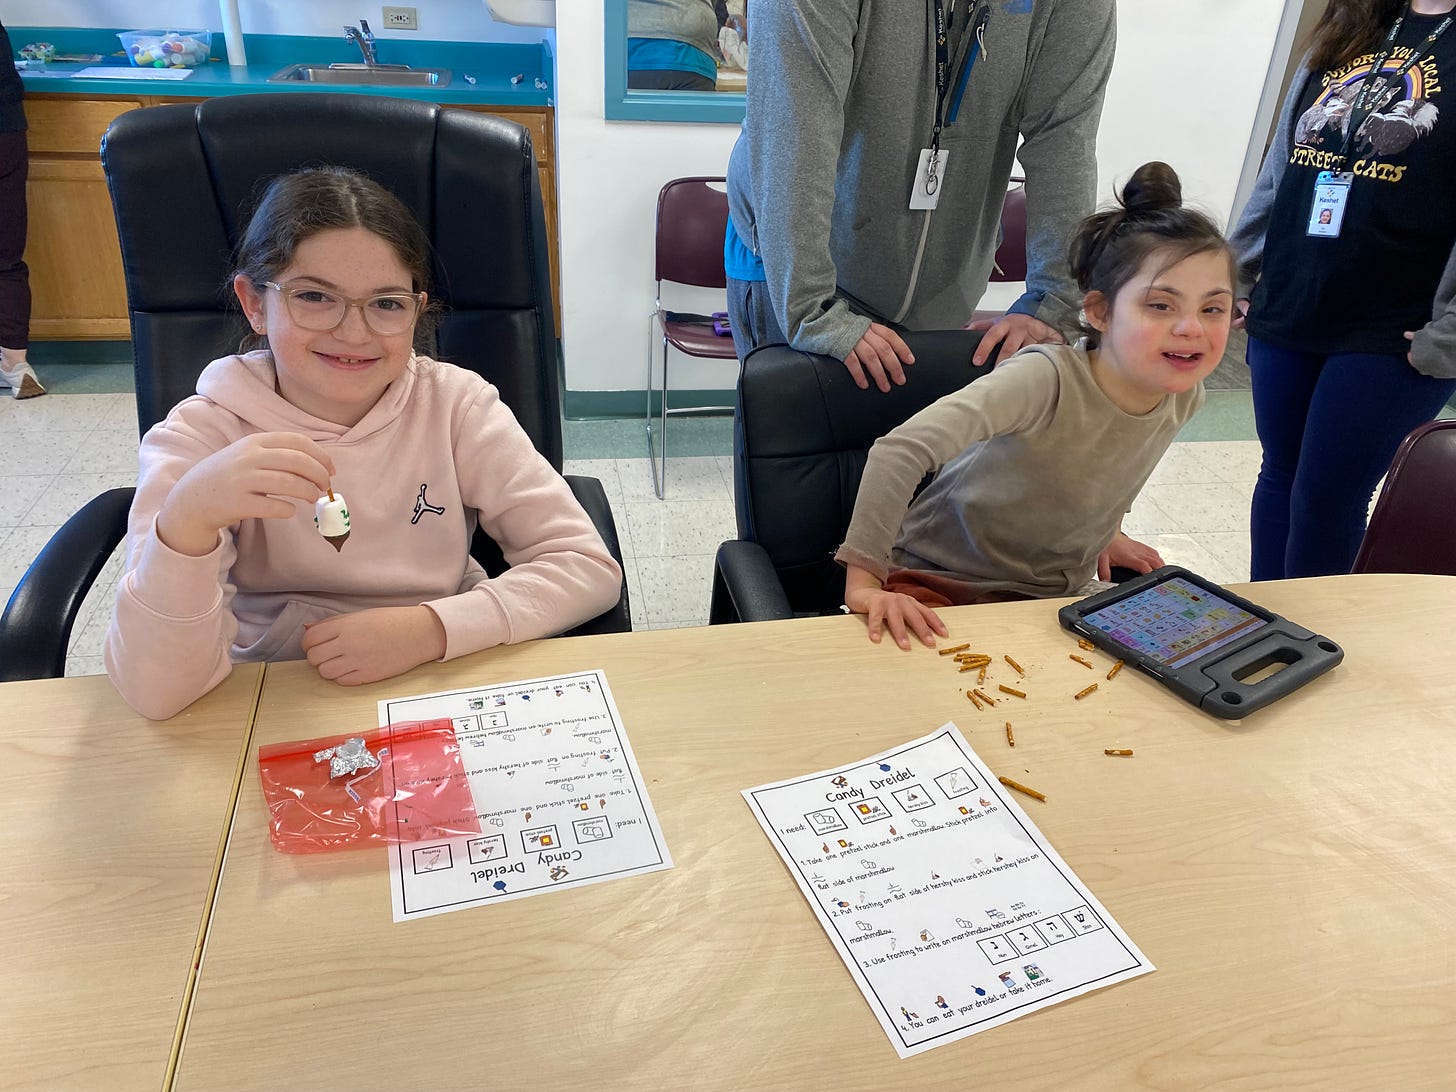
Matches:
[1230,0,1456,580]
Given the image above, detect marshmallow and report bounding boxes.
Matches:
[315,493,351,551]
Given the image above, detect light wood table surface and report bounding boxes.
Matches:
[174,575,1456,1090]
[2,667,263,1092]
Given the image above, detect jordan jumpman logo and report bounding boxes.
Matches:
[411,483,446,524]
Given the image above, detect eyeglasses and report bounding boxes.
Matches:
[262,281,423,336]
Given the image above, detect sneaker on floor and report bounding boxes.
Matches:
[0,362,46,399]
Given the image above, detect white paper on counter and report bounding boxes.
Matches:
[379,670,672,922]
[743,723,1153,1057]
[73,66,194,79]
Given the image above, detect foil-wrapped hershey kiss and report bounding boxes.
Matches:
[314,736,390,803]
[314,736,380,778]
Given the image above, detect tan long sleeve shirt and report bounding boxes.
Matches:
[836,344,1203,601]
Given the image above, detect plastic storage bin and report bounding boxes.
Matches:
[119,30,212,69]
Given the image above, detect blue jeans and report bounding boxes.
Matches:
[1247,336,1456,580]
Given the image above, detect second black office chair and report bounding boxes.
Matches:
[711,330,991,623]
[0,94,630,682]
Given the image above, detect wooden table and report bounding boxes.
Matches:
[2,667,263,1092]
[173,575,1456,1090]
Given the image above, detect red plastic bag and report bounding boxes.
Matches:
[257,719,481,854]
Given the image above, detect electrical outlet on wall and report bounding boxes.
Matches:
[382,6,418,30]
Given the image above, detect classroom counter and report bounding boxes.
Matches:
[13,26,553,107]
[13,26,562,341]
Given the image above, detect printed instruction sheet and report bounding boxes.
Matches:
[379,671,672,922]
[743,723,1152,1057]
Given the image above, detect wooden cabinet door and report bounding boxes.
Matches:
[23,96,139,340]
[25,157,131,340]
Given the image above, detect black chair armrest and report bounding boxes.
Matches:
[559,475,631,636]
[0,487,134,682]
[709,540,793,624]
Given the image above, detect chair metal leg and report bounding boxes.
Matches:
[645,310,658,494]
[648,331,669,499]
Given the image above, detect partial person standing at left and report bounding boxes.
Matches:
[0,19,44,399]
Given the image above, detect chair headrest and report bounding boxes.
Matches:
[733,329,994,612]
[740,329,993,457]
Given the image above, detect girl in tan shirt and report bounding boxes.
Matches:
[837,163,1236,649]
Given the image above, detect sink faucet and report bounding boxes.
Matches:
[344,19,377,66]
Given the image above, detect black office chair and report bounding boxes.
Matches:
[710,330,992,624]
[0,94,629,683]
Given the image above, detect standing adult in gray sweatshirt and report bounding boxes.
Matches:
[724,0,1116,391]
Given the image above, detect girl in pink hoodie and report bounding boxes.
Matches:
[105,168,622,720]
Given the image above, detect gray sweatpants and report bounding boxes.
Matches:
[725,276,787,362]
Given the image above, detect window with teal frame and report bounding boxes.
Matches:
[604,0,746,123]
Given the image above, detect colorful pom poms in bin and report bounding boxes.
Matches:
[118,30,211,69]
[19,43,57,63]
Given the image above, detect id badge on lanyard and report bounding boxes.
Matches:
[910,148,950,209]
[1307,170,1353,238]
[910,0,985,210]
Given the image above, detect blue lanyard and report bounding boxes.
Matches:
[946,3,990,126]
[932,0,990,151]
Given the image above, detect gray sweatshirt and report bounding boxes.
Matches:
[1230,59,1456,379]
[836,343,1202,599]
[725,0,1116,361]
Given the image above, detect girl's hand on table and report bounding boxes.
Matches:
[1098,531,1164,581]
[845,565,947,649]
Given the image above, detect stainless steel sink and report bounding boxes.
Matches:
[268,63,452,87]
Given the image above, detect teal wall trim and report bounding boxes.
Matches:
[565,388,735,419]
[602,1,745,124]
[28,341,134,367]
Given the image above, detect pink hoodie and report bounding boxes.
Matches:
[105,351,622,720]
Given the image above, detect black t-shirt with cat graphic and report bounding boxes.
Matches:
[1249,12,1456,356]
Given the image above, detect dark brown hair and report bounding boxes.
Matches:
[232,166,437,352]
[1306,0,1406,73]
[1067,161,1233,344]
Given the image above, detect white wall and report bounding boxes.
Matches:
[1099,1,1286,224]
[555,4,739,398]
[557,0,1289,396]
[7,0,545,44]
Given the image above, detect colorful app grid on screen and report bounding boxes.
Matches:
[1084,578,1266,668]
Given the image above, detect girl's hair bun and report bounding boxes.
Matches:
[1065,160,1233,344]
[1120,161,1182,215]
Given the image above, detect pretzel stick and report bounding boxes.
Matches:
[998,776,1045,802]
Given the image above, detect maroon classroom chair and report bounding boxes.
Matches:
[1352,418,1456,576]
[967,175,1028,327]
[646,176,737,499]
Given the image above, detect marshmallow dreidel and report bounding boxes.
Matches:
[315,489,351,552]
